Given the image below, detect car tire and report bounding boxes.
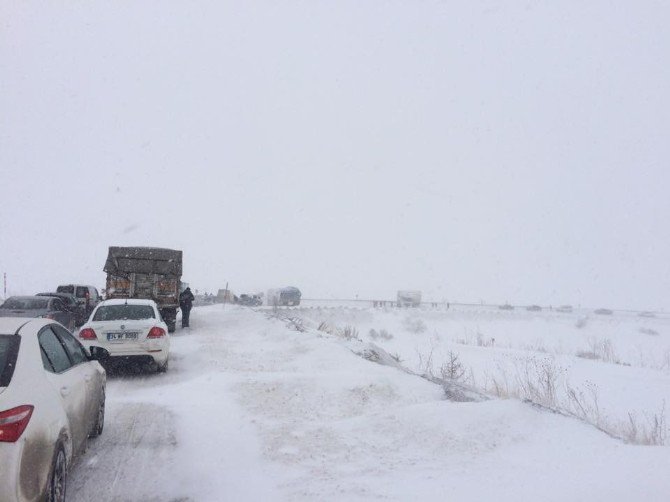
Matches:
[47,446,67,502]
[157,359,169,373]
[90,389,105,437]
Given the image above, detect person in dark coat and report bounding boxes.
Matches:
[179,287,195,328]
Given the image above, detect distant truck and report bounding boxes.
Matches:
[266,287,302,306]
[397,290,421,308]
[103,246,183,332]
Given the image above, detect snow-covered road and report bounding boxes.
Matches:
[68,305,670,501]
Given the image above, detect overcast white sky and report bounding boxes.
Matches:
[1,1,669,310]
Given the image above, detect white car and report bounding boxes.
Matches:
[78,299,170,372]
[0,317,106,502]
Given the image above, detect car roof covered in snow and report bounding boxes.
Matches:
[0,317,49,336]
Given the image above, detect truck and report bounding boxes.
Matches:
[103,246,183,332]
[266,287,302,306]
[397,290,421,308]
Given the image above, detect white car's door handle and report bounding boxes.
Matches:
[60,386,70,397]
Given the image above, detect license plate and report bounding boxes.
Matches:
[106,331,139,342]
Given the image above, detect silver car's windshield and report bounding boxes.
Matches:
[1,298,49,310]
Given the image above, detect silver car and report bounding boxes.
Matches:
[0,297,77,332]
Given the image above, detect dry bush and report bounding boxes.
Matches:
[575,317,588,329]
[479,356,667,446]
[662,350,670,372]
[380,329,393,340]
[490,377,511,399]
[483,357,562,408]
[339,325,360,341]
[515,357,560,407]
[317,320,361,341]
[286,316,306,332]
[403,317,427,334]
[624,406,667,446]
[453,330,496,349]
[576,337,619,364]
[416,346,435,377]
[440,351,466,382]
[369,328,394,341]
[566,385,667,446]
[565,382,605,429]
[476,332,495,348]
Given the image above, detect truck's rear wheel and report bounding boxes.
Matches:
[160,307,177,333]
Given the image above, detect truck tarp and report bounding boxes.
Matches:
[104,247,183,278]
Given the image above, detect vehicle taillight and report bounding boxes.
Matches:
[79,328,97,340]
[147,327,166,338]
[0,405,34,442]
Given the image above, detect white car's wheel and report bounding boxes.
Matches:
[157,358,169,373]
[90,389,105,437]
[47,446,67,502]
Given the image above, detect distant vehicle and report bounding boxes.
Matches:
[56,284,101,321]
[194,294,216,306]
[0,317,106,502]
[499,304,515,311]
[639,311,656,318]
[526,305,542,312]
[239,294,262,307]
[37,292,86,326]
[78,299,170,372]
[0,296,77,331]
[267,287,302,306]
[556,305,573,313]
[594,308,613,316]
[103,246,182,333]
[217,288,237,304]
[397,290,421,308]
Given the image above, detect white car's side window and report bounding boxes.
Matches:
[53,325,88,365]
[39,327,73,373]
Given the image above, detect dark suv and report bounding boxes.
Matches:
[37,292,86,326]
[56,284,101,322]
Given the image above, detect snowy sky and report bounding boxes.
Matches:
[1,1,669,310]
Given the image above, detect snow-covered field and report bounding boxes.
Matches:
[69,304,670,501]
[294,304,670,427]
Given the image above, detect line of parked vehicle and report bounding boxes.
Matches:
[0,283,172,501]
[0,284,102,331]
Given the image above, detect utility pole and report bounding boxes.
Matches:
[222,281,229,310]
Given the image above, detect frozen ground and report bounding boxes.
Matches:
[69,304,670,501]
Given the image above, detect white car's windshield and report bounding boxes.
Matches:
[93,305,155,321]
